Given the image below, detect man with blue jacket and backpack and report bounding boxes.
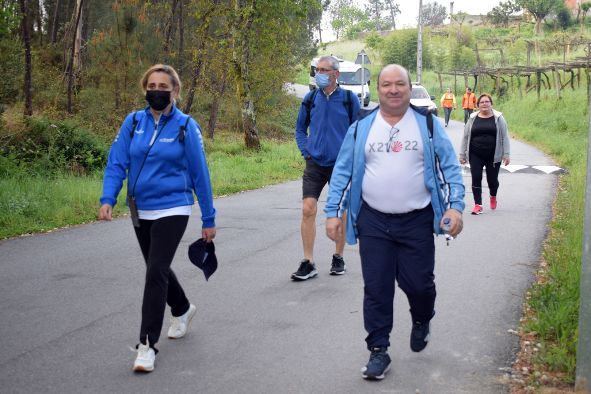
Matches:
[292,55,360,281]
[325,64,464,380]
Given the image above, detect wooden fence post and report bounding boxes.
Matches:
[536,69,541,101]
[552,67,561,100]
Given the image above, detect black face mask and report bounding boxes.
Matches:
[146,90,171,111]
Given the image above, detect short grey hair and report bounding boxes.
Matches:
[318,55,340,71]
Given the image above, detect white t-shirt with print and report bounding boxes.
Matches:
[361,108,431,214]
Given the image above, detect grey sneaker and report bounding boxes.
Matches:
[361,347,391,380]
[329,254,346,275]
[291,260,318,281]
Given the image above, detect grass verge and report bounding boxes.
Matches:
[496,88,588,389]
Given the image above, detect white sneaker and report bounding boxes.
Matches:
[133,342,155,372]
[167,304,196,339]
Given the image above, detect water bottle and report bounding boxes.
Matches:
[441,218,453,246]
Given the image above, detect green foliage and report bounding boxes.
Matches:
[555,3,573,30]
[365,31,384,50]
[449,25,474,48]
[421,1,447,27]
[448,43,476,71]
[517,0,562,34]
[381,29,431,72]
[1,117,108,176]
[0,1,19,37]
[486,0,521,28]
[0,38,22,105]
[330,2,373,40]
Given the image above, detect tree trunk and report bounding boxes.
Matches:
[19,0,33,116]
[163,0,179,55]
[183,3,217,113]
[32,0,42,45]
[73,0,83,71]
[233,0,260,150]
[183,39,206,114]
[208,68,228,140]
[66,0,84,114]
[390,8,396,30]
[51,0,61,44]
[178,0,185,72]
[534,18,541,35]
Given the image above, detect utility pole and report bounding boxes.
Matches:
[575,89,591,393]
[417,0,423,84]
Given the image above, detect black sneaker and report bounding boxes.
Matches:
[291,260,318,281]
[329,254,346,275]
[410,320,431,352]
[361,347,391,380]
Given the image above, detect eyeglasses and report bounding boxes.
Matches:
[388,127,400,144]
[315,67,335,74]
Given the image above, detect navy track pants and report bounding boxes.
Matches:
[357,202,436,349]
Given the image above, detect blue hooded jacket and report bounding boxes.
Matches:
[100,105,216,228]
[295,87,360,167]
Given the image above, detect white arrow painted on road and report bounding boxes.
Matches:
[532,165,564,174]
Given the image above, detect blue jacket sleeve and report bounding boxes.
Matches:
[184,119,216,228]
[295,92,312,158]
[100,113,135,207]
[432,118,465,213]
[325,122,356,218]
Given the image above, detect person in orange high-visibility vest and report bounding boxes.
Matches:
[461,87,477,124]
[439,88,456,127]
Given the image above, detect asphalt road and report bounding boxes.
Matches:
[0,101,558,393]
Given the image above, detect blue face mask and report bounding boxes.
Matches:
[315,73,331,89]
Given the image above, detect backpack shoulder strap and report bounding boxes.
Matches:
[129,111,140,139]
[426,109,434,138]
[409,103,434,138]
[303,89,319,128]
[179,115,191,144]
[342,89,354,124]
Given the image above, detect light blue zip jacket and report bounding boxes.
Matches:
[324,107,465,245]
[100,105,216,228]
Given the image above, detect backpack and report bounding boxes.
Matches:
[129,111,191,143]
[303,88,355,128]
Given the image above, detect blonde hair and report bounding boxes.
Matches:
[140,64,182,100]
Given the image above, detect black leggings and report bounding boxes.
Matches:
[469,152,501,205]
[134,215,190,347]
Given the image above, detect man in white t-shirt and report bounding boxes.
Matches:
[325,64,465,380]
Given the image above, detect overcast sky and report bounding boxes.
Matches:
[322,0,506,40]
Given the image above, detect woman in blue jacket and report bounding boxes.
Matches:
[98,64,216,372]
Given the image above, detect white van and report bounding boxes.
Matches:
[309,56,371,107]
